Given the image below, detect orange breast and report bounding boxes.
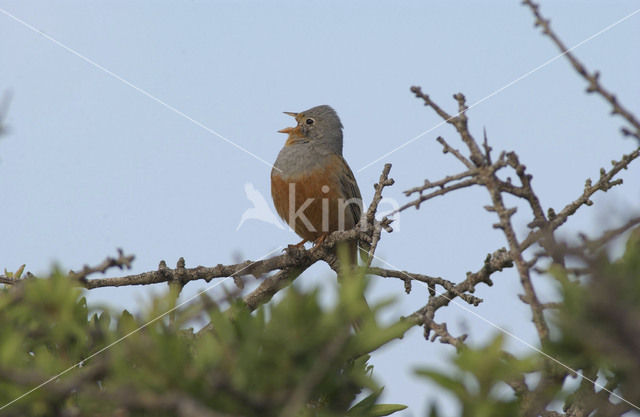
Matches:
[271,161,357,242]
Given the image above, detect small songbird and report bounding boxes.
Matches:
[271,105,364,266]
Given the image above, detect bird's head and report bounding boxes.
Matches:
[278,105,343,154]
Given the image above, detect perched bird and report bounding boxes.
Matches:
[271,105,364,267]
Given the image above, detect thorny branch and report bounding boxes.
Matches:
[68,248,135,283]
[361,163,395,267]
[522,0,640,141]
[405,248,512,349]
[395,1,640,411]
[409,87,551,342]
[0,165,413,310]
[579,216,640,254]
[400,90,638,414]
[403,81,639,412]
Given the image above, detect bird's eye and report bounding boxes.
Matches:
[305,118,314,125]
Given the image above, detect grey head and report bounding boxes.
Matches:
[279,105,344,155]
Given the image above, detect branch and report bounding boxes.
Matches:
[84,228,363,293]
[361,163,395,267]
[395,177,479,213]
[406,89,556,340]
[406,51,640,412]
[404,86,640,345]
[403,164,477,197]
[411,87,486,166]
[520,147,640,251]
[522,0,640,141]
[579,215,640,254]
[84,250,307,289]
[245,165,397,310]
[60,164,397,319]
[403,248,512,347]
[69,248,135,283]
[369,266,482,306]
[0,250,135,286]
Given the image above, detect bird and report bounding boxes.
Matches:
[270,105,365,268]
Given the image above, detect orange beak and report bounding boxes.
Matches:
[278,126,295,134]
[278,111,299,134]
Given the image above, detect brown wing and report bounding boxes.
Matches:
[331,154,363,230]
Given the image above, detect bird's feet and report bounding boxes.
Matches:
[293,238,308,248]
[312,234,329,247]
[283,239,308,254]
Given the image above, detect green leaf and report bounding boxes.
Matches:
[415,369,468,398]
[15,264,25,279]
[347,387,383,415]
[369,403,408,416]
[349,317,414,357]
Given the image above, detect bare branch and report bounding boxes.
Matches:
[69,249,135,283]
[520,148,640,251]
[399,248,512,348]
[395,177,478,213]
[82,164,396,292]
[410,86,486,166]
[370,266,482,306]
[522,0,640,141]
[435,136,475,168]
[581,216,640,253]
[361,163,395,266]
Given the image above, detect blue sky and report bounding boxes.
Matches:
[1,1,639,415]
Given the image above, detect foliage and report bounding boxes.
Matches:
[547,227,640,413]
[0,269,408,417]
[415,229,640,416]
[416,335,536,417]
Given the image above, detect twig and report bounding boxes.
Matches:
[243,266,306,312]
[397,248,512,347]
[403,165,477,197]
[410,87,486,166]
[522,0,640,141]
[520,148,640,251]
[70,164,395,291]
[395,178,478,213]
[360,163,395,267]
[364,163,394,228]
[580,216,640,253]
[369,267,482,305]
[68,249,135,283]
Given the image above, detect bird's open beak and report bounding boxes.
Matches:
[278,111,299,133]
